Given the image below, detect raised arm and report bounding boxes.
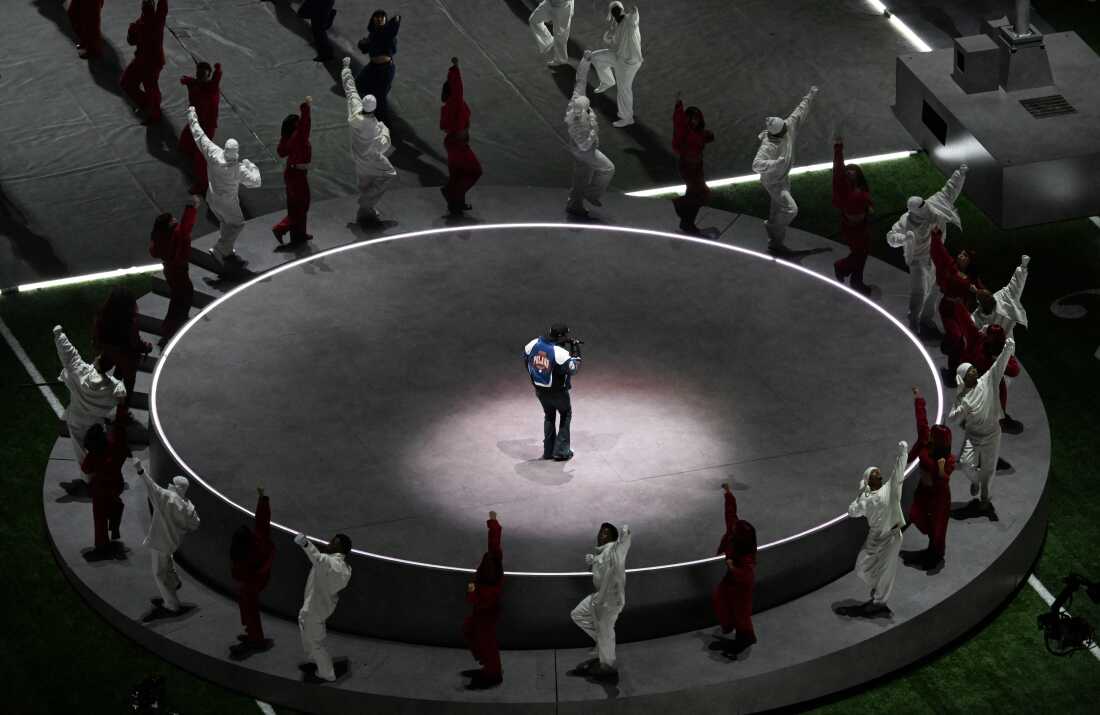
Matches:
[52,326,86,378]
[786,87,817,129]
[832,142,851,207]
[187,107,221,161]
[987,337,1016,386]
[157,0,168,22]
[933,165,967,207]
[237,158,262,189]
[929,227,954,281]
[913,394,930,446]
[341,62,364,119]
[573,53,593,100]
[672,99,687,154]
[722,488,738,534]
[888,440,909,497]
[177,204,198,239]
[1006,256,1030,302]
[298,101,312,141]
[255,494,271,542]
[211,62,223,91]
[299,538,324,566]
[947,395,970,423]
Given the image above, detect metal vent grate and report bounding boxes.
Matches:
[1020,95,1077,118]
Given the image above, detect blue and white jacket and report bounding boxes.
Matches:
[523,337,581,390]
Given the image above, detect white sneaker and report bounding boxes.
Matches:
[594,83,614,94]
[612,118,634,128]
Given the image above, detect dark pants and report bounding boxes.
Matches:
[356,61,396,121]
[311,20,332,59]
[238,582,265,641]
[536,389,572,459]
[91,478,124,548]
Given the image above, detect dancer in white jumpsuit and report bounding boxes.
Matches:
[341,57,397,224]
[570,522,631,678]
[886,164,968,334]
[186,107,261,269]
[950,337,1016,517]
[565,52,615,217]
[294,532,353,683]
[529,0,573,67]
[751,86,818,254]
[844,440,908,615]
[135,460,199,616]
[589,2,643,127]
[53,325,126,474]
[974,255,1030,337]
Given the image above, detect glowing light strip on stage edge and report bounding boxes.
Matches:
[866,0,934,53]
[4,264,162,295]
[150,222,945,576]
[626,150,916,198]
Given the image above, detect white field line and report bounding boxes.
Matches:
[1027,574,1100,662]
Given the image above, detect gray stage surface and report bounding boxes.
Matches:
[155,223,937,572]
[8,0,1034,286]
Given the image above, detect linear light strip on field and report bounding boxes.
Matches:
[149,222,945,576]
[8,264,163,295]
[625,150,917,198]
[866,0,934,53]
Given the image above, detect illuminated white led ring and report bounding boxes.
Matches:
[151,222,945,576]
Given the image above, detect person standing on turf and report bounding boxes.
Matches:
[120,0,168,124]
[295,532,353,683]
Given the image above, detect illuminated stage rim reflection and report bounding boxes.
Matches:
[150,223,945,576]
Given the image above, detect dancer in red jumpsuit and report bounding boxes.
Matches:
[904,388,954,570]
[149,197,199,343]
[68,0,104,59]
[440,58,482,216]
[930,225,982,379]
[120,0,168,124]
[831,140,874,294]
[229,488,275,656]
[272,98,313,246]
[711,484,757,659]
[671,94,714,235]
[463,512,503,689]
[80,404,129,561]
[93,288,151,413]
[179,62,223,195]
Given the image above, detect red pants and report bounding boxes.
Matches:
[90,478,124,548]
[272,169,311,240]
[674,158,709,226]
[444,135,482,208]
[121,61,163,122]
[712,575,754,637]
[939,299,967,372]
[238,582,265,641]
[68,0,103,57]
[462,614,501,677]
[909,481,950,559]
[161,267,193,338]
[179,131,210,196]
[834,221,870,286]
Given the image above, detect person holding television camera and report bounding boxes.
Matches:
[523,323,582,461]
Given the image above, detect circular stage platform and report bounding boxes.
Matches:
[46,187,1051,713]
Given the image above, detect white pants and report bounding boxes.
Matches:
[151,550,182,611]
[589,51,642,122]
[571,594,622,668]
[855,527,902,604]
[907,258,938,328]
[530,1,572,64]
[959,429,1002,503]
[299,611,336,681]
[568,149,615,209]
[356,171,394,219]
[763,179,797,247]
[208,192,245,258]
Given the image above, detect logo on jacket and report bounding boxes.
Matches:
[532,351,551,372]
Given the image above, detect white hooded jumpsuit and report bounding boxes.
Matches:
[140,470,200,612]
[590,3,643,125]
[886,166,967,330]
[950,337,1016,505]
[974,255,1030,337]
[53,326,126,471]
[187,109,262,260]
[751,88,816,250]
[571,524,631,668]
[341,66,397,222]
[530,0,574,66]
[297,537,353,681]
[847,441,908,605]
[566,55,615,212]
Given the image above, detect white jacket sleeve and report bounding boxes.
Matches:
[301,539,325,566]
[573,55,593,100]
[947,396,970,423]
[933,167,967,207]
[751,142,777,175]
[887,440,908,501]
[188,109,222,162]
[140,470,171,515]
[885,219,910,248]
[786,89,815,129]
[1006,259,1029,302]
[53,327,86,379]
[616,524,632,559]
[987,337,1016,386]
[182,502,201,532]
[847,490,868,518]
[237,159,262,189]
[341,67,363,121]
